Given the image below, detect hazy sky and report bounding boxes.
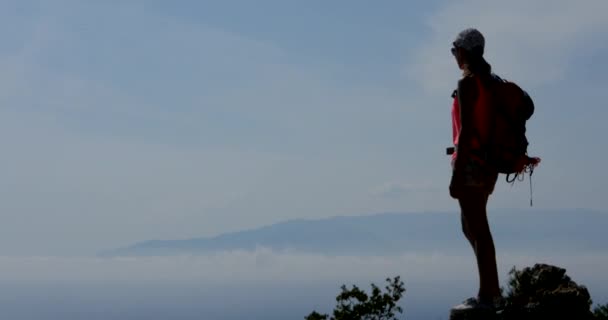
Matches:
[2,0,608,255]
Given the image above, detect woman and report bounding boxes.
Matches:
[448,28,504,315]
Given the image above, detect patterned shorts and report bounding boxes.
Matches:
[453,158,499,195]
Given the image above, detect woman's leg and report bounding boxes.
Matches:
[458,191,500,301]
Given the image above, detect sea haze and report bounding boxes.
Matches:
[2,210,608,320]
[1,252,608,320]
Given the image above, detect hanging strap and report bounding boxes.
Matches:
[529,165,534,207]
[506,158,538,207]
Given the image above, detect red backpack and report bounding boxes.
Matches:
[485,74,540,183]
[447,74,541,204]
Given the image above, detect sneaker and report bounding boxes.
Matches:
[450,297,496,317]
[489,296,506,311]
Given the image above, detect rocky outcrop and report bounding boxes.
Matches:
[449,263,596,320]
[501,263,594,320]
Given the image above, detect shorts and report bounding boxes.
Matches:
[452,157,499,195]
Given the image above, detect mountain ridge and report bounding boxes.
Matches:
[102,209,608,257]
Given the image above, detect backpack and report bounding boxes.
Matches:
[448,75,541,205]
[485,74,539,183]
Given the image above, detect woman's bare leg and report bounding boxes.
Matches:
[458,192,500,300]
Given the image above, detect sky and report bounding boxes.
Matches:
[1,0,608,255]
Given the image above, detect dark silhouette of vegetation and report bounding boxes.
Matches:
[501,263,594,319]
[594,303,608,320]
[306,264,608,320]
[305,276,405,320]
[593,303,608,320]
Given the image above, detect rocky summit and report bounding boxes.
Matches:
[451,263,595,320]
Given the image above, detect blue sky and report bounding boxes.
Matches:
[1,0,608,255]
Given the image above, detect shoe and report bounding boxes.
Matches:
[450,296,501,317]
[489,296,506,311]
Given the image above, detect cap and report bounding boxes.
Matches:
[453,28,485,55]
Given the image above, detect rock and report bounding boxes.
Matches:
[449,263,595,320]
[501,263,594,320]
[450,308,499,320]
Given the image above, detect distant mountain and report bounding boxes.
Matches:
[102,209,608,256]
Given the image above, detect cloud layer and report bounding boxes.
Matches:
[2,250,608,292]
[2,249,608,319]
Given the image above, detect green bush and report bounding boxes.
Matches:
[594,303,608,320]
[305,276,405,320]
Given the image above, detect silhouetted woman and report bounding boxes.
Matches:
[448,28,503,315]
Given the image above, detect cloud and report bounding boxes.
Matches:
[2,251,607,320]
[1,250,607,296]
[408,0,608,94]
[370,182,440,199]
